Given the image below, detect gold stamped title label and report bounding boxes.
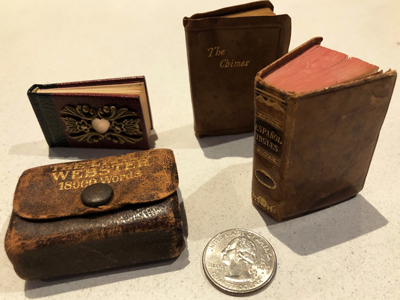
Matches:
[254,113,283,166]
[48,158,150,191]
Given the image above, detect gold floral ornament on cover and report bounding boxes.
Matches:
[60,105,143,144]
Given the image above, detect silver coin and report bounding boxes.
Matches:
[202,229,277,295]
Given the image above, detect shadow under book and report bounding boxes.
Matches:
[252,37,397,221]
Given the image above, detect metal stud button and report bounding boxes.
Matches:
[81,183,114,207]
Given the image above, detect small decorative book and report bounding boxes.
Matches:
[252,37,397,221]
[183,1,291,137]
[27,76,153,149]
[5,149,185,280]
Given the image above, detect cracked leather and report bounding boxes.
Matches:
[252,37,397,221]
[5,149,186,280]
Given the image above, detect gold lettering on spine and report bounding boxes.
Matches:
[254,109,284,166]
[255,133,279,153]
[255,124,282,144]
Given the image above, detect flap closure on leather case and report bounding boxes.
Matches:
[13,149,179,220]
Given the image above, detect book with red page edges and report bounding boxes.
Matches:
[252,37,397,221]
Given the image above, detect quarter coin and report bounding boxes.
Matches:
[202,229,277,295]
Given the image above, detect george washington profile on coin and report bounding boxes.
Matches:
[203,229,277,295]
[221,237,258,282]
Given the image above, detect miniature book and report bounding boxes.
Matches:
[5,149,185,280]
[183,1,291,137]
[28,76,153,149]
[252,37,397,221]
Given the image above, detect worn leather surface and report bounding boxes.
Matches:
[14,149,178,220]
[6,193,185,280]
[252,37,397,221]
[5,149,185,280]
[28,76,153,149]
[183,1,291,137]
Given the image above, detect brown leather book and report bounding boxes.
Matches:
[28,76,153,149]
[5,149,185,280]
[252,37,397,221]
[183,1,291,137]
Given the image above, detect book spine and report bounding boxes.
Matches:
[27,89,69,147]
[251,81,288,220]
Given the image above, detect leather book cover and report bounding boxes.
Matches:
[252,37,397,221]
[28,76,153,150]
[5,149,186,280]
[183,1,291,137]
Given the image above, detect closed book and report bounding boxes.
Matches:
[183,1,291,137]
[252,37,397,221]
[28,76,153,149]
[5,149,185,280]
